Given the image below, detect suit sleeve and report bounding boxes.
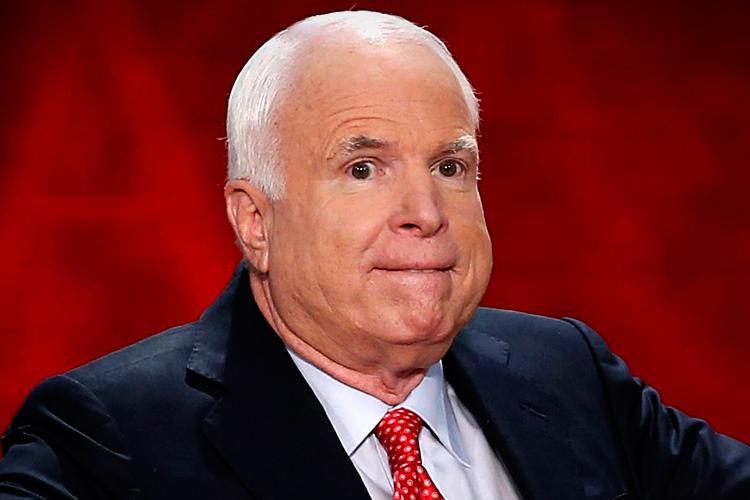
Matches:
[565,318,750,500]
[0,375,139,499]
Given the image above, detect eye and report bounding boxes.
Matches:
[434,159,464,178]
[348,160,376,180]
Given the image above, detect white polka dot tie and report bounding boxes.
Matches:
[375,408,445,500]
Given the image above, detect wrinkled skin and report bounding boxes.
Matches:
[226,38,493,403]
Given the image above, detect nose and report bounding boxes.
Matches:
[388,168,447,237]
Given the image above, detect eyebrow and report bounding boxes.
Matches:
[327,134,479,160]
[328,135,387,160]
[441,135,479,157]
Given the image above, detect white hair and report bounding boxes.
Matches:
[226,10,479,200]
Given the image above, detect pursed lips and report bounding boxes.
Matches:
[375,267,452,272]
[367,262,456,296]
[370,261,456,273]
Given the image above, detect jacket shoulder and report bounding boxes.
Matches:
[67,322,200,389]
[467,306,575,334]
[456,307,613,405]
[461,306,591,358]
[62,322,216,450]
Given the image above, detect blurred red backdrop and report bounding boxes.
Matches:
[1,0,748,446]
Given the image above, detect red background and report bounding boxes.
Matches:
[1,1,748,446]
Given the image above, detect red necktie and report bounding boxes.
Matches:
[375,408,445,500]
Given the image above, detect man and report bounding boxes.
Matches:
[1,10,748,500]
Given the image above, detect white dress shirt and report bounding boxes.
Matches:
[288,349,522,500]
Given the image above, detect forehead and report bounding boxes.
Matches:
[275,39,474,155]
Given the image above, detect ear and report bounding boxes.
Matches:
[224,179,273,274]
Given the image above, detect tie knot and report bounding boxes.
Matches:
[375,408,425,472]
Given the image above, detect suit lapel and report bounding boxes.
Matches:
[192,266,370,499]
[445,327,585,500]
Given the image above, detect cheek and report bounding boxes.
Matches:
[267,204,322,284]
[454,210,493,287]
[469,220,493,269]
[313,198,387,265]
[452,198,491,246]
[471,230,494,298]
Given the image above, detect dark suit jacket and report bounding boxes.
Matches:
[1,263,749,499]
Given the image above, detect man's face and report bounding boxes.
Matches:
[263,40,492,372]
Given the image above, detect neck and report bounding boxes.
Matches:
[250,274,428,405]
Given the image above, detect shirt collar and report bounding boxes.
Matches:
[287,348,470,466]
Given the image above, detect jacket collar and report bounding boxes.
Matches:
[188,262,583,500]
[445,320,585,500]
[190,261,371,499]
[184,261,243,386]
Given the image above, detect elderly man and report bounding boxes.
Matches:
[1,10,749,500]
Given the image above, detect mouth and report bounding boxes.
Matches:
[371,265,455,274]
[369,266,454,297]
[379,268,451,273]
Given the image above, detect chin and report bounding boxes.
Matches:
[397,309,455,345]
